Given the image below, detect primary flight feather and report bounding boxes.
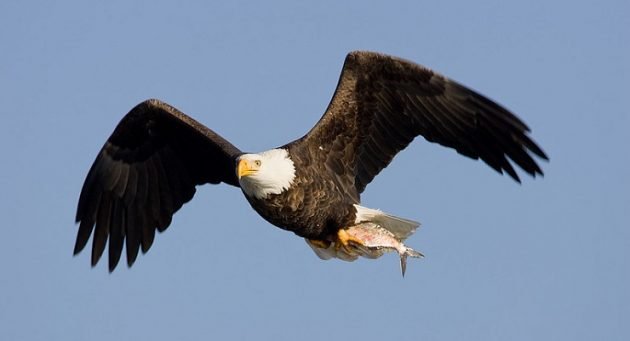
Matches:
[74,51,548,273]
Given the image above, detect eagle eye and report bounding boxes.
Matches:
[255,160,262,167]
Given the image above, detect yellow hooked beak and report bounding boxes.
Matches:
[237,159,260,179]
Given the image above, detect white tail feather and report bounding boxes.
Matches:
[353,205,420,240]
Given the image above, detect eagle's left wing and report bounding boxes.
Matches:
[288,51,548,194]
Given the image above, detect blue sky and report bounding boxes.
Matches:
[1,1,628,340]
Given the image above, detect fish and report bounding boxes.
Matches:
[305,222,423,276]
[344,222,424,277]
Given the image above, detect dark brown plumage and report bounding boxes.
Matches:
[74,51,548,271]
[75,100,241,271]
[296,51,547,193]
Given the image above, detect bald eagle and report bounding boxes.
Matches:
[74,51,547,272]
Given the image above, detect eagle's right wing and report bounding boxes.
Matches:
[75,99,242,271]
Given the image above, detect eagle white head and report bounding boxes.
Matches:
[237,149,296,199]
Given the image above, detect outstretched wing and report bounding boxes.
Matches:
[75,99,242,271]
[290,51,548,194]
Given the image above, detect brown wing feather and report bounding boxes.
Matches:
[290,51,548,195]
[75,99,241,271]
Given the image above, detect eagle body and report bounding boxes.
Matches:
[241,147,359,240]
[74,51,548,272]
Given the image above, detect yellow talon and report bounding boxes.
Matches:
[336,228,365,250]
